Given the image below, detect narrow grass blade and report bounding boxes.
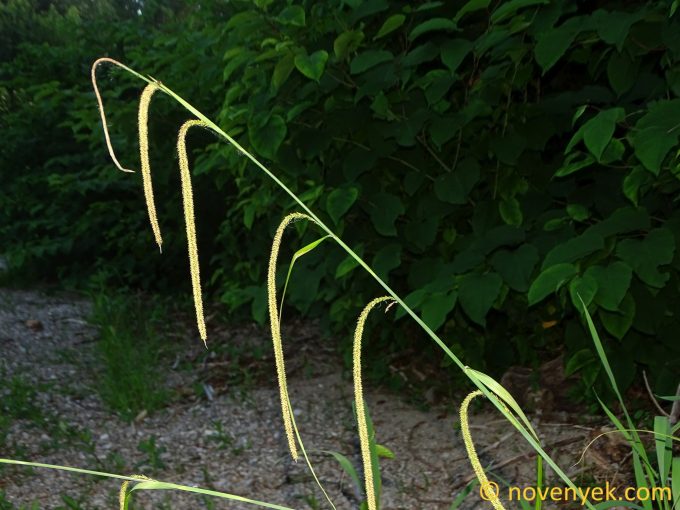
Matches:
[0,459,293,509]
[655,416,672,483]
[449,479,478,509]
[280,234,331,319]
[535,455,543,510]
[465,367,539,441]
[672,457,680,510]
[324,450,362,492]
[592,502,645,509]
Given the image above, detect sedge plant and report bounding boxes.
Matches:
[0,57,629,509]
[457,299,680,510]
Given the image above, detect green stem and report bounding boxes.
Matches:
[106,62,596,510]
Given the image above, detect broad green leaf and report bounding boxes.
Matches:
[294,50,329,81]
[599,138,625,164]
[554,152,595,177]
[372,243,401,280]
[326,187,359,224]
[490,244,539,292]
[584,262,632,312]
[607,51,637,96]
[420,291,457,330]
[586,206,650,238]
[566,204,589,221]
[369,192,404,236]
[528,263,577,306]
[404,216,438,251]
[616,228,675,288]
[434,158,480,204]
[272,53,295,90]
[564,348,596,377]
[534,17,590,73]
[572,105,588,126]
[630,99,680,175]
[336,254,360,278]
[409,18,458,41]
[248,114,287,159]
[395,288,427,320]
[350,50,393,74]
[374,14,405,39]
[402,42,440,67]
[541,232,604,270]
[599,293,635,340]
[499,197,522,226]
[582,108,625,161]
[490,0,548,23]
[454,0,490,23]
[458,272,503,326]
[277,5,305,26]
[568,274,598,309]
[592,9,643,50]
[334,30,365,59]
[440,39,472,73]
[622,166,652,206]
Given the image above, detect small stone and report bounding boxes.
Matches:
[25,319,43,331]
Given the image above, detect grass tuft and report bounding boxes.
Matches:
[90,292,170,421]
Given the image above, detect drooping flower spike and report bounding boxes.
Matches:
[353,296,394,510]
[177,119,209,345]
[460,391,507,510]
[138,82,163,252]
[267,212,318,461]
[91,57,136,174]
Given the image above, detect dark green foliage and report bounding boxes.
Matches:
[2,0,680,397]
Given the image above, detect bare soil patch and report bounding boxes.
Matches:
[0,288,624,509]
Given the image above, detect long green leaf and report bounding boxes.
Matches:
[84,60,600,510]
[0,459,293,509]
[280,234,331,318]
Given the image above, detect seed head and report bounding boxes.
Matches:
[267,212,316,461]
[177,119,208,346]
[460,390,507,510]
[119,475,152,510]
[91,57,135,173]
[138,82,162,251]
[353,296,394,510]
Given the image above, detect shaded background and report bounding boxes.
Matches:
[1,0,679,401]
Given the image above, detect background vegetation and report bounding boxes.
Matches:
[1,0,679,400]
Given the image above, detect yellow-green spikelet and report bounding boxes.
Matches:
[119,475,152,510]
[138,82,162,251]
[267,212,316,461]
[353,296,393,510]
[177,119,208,345]
[460,390,506,510]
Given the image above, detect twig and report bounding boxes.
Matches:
[669,383,680,425]
[642,370,670,418]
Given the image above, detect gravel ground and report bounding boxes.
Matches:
[0,287,619,509]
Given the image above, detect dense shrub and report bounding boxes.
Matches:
[2,0,679,397]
